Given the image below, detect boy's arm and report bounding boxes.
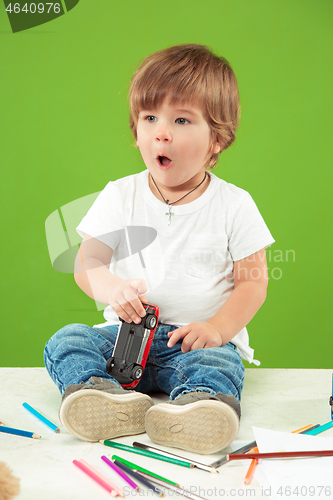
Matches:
[74,234,147,324]
[167,248,268,353]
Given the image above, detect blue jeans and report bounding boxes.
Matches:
[44,323,245,402]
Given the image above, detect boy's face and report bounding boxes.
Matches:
[136,100,220,191]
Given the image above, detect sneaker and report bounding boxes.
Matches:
[145,391,240,454]
[60,376,153,442]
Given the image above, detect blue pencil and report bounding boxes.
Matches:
[114,460,163,496]
[0,425,41,439]
[306,421,333,436]
[22,402,60,433]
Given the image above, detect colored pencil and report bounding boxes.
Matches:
[113,460,163,496]
[73,460,118,496]
[299,424,321,433]
[244,447,259,485]
[305,421,333,436]
[101,439,191,468]
[227,450,333,461]
[79,460,124,497]
[133,441,217,474]
[331,374,333,421]
[136,471,208,500]
[112,455,179,486]
[101,456,140,491]
[330,374,333,420]
[22,402,60,433]
[0,421,5,426]
[210,440,257,468]
[292,424,314,433]
[0,425,40,439]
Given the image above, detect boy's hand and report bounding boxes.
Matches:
[167,322,223,353]
[107,278,148,324]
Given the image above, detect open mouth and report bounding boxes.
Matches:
[157,155,172,167]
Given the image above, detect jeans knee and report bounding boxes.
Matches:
[165,344,245,400]
[44,323,91,359]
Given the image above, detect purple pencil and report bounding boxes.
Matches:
[101,456,140,491]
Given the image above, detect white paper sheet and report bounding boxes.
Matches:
[251,427,333,500]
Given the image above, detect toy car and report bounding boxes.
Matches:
[106,302,159,389]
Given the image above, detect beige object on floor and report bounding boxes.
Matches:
[0,462,20,500]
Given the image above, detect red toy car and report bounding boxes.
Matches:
[106,302,159,389]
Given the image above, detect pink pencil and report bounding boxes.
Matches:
[79,460,124,497]
[73,460,119,496]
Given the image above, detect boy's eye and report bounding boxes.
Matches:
[176,118,189,125]
[146,116,157,122]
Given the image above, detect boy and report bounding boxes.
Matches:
[44,44,274,454]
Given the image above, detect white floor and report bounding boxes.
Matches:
[0,368,332,499]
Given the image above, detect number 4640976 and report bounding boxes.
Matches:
[6,3,61,14]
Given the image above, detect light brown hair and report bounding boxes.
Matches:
[129,44,240,169]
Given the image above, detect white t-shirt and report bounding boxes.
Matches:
[77,170,275,365]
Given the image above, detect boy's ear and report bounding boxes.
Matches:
[211,133,223,154]
[210,136,222,154]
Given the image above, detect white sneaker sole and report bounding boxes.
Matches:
[60,389,153,442]
[145,400,239,454]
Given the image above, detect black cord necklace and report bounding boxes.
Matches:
[150,172,207,225]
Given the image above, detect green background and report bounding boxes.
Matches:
[0,0,332,368]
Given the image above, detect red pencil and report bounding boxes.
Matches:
[228,450,333,461]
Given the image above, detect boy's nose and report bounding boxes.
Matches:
[155,125,172,142]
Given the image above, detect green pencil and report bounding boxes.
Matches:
[100,439,192,468]
[111,455,179,486]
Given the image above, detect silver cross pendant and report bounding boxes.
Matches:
[165,204,174,225]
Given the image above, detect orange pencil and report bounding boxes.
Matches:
[291,424,314,433]
[244,447,258,485]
